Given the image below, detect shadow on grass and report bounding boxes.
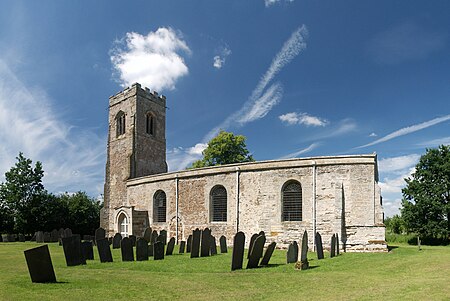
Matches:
[388,245,399,252]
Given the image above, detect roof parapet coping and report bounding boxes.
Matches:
[110,82,166,102]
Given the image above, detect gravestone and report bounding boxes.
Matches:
[62,235,86,266]
[330,234,336,258]
[2,234,14,242]
[129,235,137,247]
[336,233,340,255]
[148,243,154,257]
[315,232,324,260]
[113,233,122,249]
[159,230,167,245]
[0,235,2,242]
[231,231,245,271]
[190,228,201,258]
[43,232,51,243]
[64,228,73,238]
[247,233,258,258]
[136,238,148,261]
[151,230,158,244]
[121,237,134,261]
[18,234,25,242]
[153,241,164,260]
[24,245,56,283]
[296,230,309,270]
[287,241,298,263]
[260,242,276,266]
[247,234,266,269]
[259,231,265,237]
[201,228,211,257]
[186,235,193,253]
[96,238,113,263]
[157,233,165,245]
[219,235,227,253]
[210,236,218,255]
[95,227,106,243]
[166,237,175,255]
[81,241,94,260]
[36,231,44,243]
[58,228,64,239]
[143,227,152,242]
[179,241,186,254]
[50,229,59,242]
[82,235,93,241]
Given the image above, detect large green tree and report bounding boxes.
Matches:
[401,145,450,242]
[59,191,101,235]
[190,130,255,168]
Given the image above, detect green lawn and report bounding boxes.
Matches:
[0,242,449,300]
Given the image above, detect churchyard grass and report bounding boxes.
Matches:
[0,242,449,300]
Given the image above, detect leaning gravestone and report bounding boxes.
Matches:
[62,235,86,266]
[247,234,266,269]
[296,230,309,270]
[201,228,211,257]
[129,235,137,247]
[336,233,340,255]
[95,227,106,243]
[153,241,164,260]
[287,241,298,263]
[315,232,324,260]
[186,235,193,253]
[219,235,227,253]
[121,237,134,261]
[24,245,57,283]
[247,233,258,259]
[43,232,51,243]
[190,228,201,258]
[166,237,175,255]
[151,230,158,244]
[330,234,336,258]
[143,227,152,242]
[81,241,94,260]
[231,231,245,271]
[113,233,122,249]
[179,241,186,254]
[36,231,44,243]
[260,242,277,266]
[50,229,59,242]
[159,230,167,245]
[96,238,113,263]
[210,236,218,255]
[136,238,148,261]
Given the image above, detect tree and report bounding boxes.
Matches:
[190,130,255,168]
[401,145,450,242]
[384,214,405,234]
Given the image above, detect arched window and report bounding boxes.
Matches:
[118,213,128,237]
[282,180,302,221]
[210,185,227,222]
[146,113,155,135]
[153,190,166,223]
[116,111,125,137]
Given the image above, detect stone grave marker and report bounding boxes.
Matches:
[36,231,44,243]
[24,245,56,283]
[259,231,265,237]
[315,232,324,260]
[153,241,164,260]
[166,237,175,255]
[50,229,59,242]
[190,228,201,258]
[231,231,245,271]
[58,228,64,239]
[287,241,298,263]
[260,242,276,266]
[330,234,336,258]
[121,237,134,261]
[2,234,14,242]
[96,238,113,263]
[187,235,192,253]
[179,241,186,254]
[113,233,122,249]
[0,235,2,242]
[296,230,309,270]
[336,233,340,255]
[95,227,106,243]
[247,234,266,269]
[219,235,227,253]
[82,235,93,241]
[81,241,94,260]
[151,230,158,244]
[43,232,51,243]
[148,243,154,257]
[129,235,137,247]
[157,233,165,245]
[160,230,167,245]
[201,228,211,257]
[64,228,73,238]
[136,238,148,261]
[143,227,152,242]
[247,233,258,258]
[62,235,86,266]
[210,236,218,255]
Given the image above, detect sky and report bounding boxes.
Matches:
[0,1,449,217]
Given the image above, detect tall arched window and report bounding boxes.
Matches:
[153,190,166,223]
[116,111,125,137]
[282,180,302,221]
[146,113,155,135]
[210,185,227,222]
[118,213,128,237]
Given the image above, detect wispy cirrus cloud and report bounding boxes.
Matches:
[279,112,328,127]
[265,0,295,7]
[357,114,450,149]
[278,142,320,159]
[110,27,191,92]
[213,45,232,69]
[417,136,450,147]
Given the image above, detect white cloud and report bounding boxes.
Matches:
[187,143,207,156]
[417,136,450,147]
[213,46,231,69]
[166,144,206,171]
[378,154,420,173]
[357,114,450,149]
[369,132,377,137]
[265,0,295,7]
[278,143,320,159]
[279,112,328,127]
[110,27,191,92]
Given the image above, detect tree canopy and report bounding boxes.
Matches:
[190,130,255,169]
[401,145,450,242]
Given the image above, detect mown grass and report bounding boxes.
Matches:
[0,242,449,300]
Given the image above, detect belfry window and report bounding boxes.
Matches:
[153,190,166,223]
[282,180,302,222]
[116,111,125,137]
[210,185,227,222]
[118,213,128,237]
[146,113,155,135]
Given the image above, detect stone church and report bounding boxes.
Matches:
[100,83,387,252]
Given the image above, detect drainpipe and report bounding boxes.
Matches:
[235,167,240,233]
[175,174,179,243]
[312,161,317,251]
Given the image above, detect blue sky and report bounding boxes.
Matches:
[0,1,449,216]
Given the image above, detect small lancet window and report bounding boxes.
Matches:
[282,180,302,222]
[153,190,166,223]
[210,185,227,222]
[118,213,128,237]
[146,113,155,135]
[116,111,126,137]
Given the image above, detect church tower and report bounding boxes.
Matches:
[101,83,167,234]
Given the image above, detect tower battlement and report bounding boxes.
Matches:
[109,83,166,107]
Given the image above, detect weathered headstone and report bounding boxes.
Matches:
[64,228,73,238]
[151,230,158,244]
[159,230,167,245]
[136,238,148,261]
[260,242,276,266]
[179,241,186,254]
[129,235,137,247]
[287,241,298,263]
[201,228,211,257]
[190,228,201,258]
[315,232,324,260]
[113,233,122,249]
[2,234,14,242]
[336,233,340,255]
[143,227,152,242]
[95,227,106,243]
[219,235,227,253]
[330,234,336,258]
[36,231,44,243]
[166,237,175,255]
[58,228,64,239]
[121,237,134,261]
[24,245,56,283]
[231,231,245,271]
[43,232,51,243]
[81,241,94,260]
[96,238,113,263]
[247,233,258,258]
[296,230,309,270]
[247,234,266,269]
[259,231,265,237]
[210,236,218,255]
[186,235,193,253]
[62,235,86,266]
[153,241,164,260]
[148,243,154,257]
[82,235,93,241]
[50,229,59,242]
